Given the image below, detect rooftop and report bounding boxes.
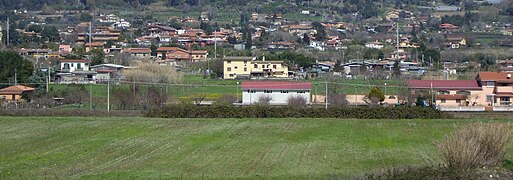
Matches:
[242,81,311,90]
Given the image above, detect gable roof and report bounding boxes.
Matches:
[60,59,89,63]
[242,81,311,90]
[124,48,151,53]
[0,85,35,95]
[407,80,481,90]
[477,72,513,82]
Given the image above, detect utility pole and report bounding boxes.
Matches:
[396,22,400,62]
[89,21,92,53]
[107,77,110,112]
[14,69,17,85]
[46,64,50,92]
[325,81,328,109]
[90,82,92,110]
[6,17,9,46]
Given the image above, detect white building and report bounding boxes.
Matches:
[60,59,89,72]
[241,81,311,105]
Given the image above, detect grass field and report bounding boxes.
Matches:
[0,117,511,179]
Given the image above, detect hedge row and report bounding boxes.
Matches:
[0,109,143,117]
[146,106,451,119]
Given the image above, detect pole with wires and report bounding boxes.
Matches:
[325,81,328,109]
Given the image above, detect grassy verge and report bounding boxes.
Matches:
[0,117,510,179]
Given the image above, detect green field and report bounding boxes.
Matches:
[0,117,511,179]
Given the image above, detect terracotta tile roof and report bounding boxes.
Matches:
[436,94,466,100]
[85,42,105,47]
[242,81,311,90]
[0,85,35,95]
[477,72,513,82]
[157,47,186,52]
[407,80,481,90]
[60,59,88,63]
[124,48,151,53]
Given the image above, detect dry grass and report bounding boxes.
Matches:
[124,61,183,84]
[435,123,512,172]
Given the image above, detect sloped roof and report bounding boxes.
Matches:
[477,72,513,82]
[0,85,35,95]
[407,80,481,90]
[242,81,311,90]
[436,94,466,100]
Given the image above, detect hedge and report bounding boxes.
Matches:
[145,105,451,119]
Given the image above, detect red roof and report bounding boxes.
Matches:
[242,81,311,90]
[477,72,513,82]
[124,48,150,53]
[407,80,481,90]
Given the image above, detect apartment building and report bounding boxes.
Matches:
[223,56,289,79]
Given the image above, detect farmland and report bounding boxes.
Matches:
[0,117,511,179]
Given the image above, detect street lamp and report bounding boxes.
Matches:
[384,82,387,96]
[236,82,240,103]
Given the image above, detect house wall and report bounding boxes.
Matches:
[242,90,311,105]
[60,62,88,72]
[224,60,250,79]
[0,94,21,101]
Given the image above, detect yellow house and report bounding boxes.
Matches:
[223,56,289,79]
[0,85,35,102]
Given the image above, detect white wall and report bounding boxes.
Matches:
[60,62,88,72]
[242,90,311,105]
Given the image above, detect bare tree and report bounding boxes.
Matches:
[191,93,207,106]
[287,95,307,107]
[144,86,168,109]
[256,95,273,106]
[124,61,183,84]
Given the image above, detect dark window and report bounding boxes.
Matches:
[441,99,446,103]
[254,64,258,68]
[264,90,272,93]
[273,65,277,69]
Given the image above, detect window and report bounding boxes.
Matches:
[234,66,238,69]
[500,97,511,102]
[273,65,277,69]
[456,99,462,103]
[71,63,74,67]
[227,67,232,71]
[229,74,234,77]
[486,81,495,87]
[244,61,247,64]
[227,61,231,64]
[254,64,258,68]
[281,90,288,93]
[297,91,306,93]
[264,90,272,93]
[438,90,450,95]
[77,63,81,69]
[441,99,446,103]
[456,91,470,96]
[244,67,247,72]
[262,65,265,68]
[486,95,493,102]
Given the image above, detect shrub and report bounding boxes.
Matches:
[328,94,349,107]
[146,106,450,119]
[287,95,307,107]
[434,123,512,173]
[256,95,273,106]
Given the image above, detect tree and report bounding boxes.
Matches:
[90,49,105,66]
[150,45,158,57]
[41,26,60,42]
[302,33,310,45]
[392,60,401,78]
[366,87,385,105]
[79,13,93,22]
[287,95,307,107]
[0,51,33,86]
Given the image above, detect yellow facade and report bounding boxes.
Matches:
[223,57,289,79]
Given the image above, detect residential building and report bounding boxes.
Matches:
[0,85,35,102]
[267,42,296,50]
[223,56,289,79]
[476,72,513,107]
[241,81,311,105]
[190,50,208,61]
[365,41,385,49]
[407,80,482,107]
[85,42,105,52]
[59,59,89,72]
[445,35,466,49]
[498,60,513,72]
[123,48,152,58]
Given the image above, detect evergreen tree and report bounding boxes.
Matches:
[392,60,401,78]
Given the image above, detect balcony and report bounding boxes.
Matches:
[496,86,513,93]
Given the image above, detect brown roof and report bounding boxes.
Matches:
[477,72,513,82]
[60,59,88,63]
[0,85,35,95]
[85,42,105,47]
[157,47,185,52]
[124,48,151,53]
[191,50,208,54]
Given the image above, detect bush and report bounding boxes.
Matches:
[435,123,512,173]
[146,106,450,119]
[287,95,307,107]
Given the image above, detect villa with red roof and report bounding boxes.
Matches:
[241,81,311,105]
[407,71,513,110]
[0,85,35,102]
